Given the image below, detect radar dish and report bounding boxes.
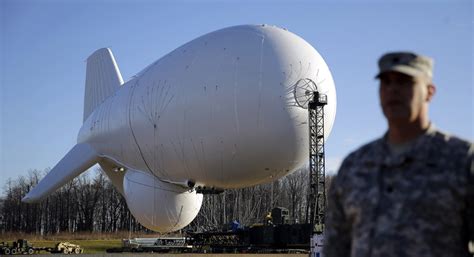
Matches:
[293,78,318,109]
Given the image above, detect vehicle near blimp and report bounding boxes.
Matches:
[22,24,336,232]
[0,239,51,255]
[0,240,36,255]
[51,242,83,254]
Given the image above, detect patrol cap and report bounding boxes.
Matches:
[375,51,434,80]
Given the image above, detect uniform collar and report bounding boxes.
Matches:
[376,123,437,166]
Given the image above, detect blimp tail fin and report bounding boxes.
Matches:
[83,48,124,122]
[22,143,99,203]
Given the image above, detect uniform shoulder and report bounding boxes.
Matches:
[430,129,473,154]
[344,138,383,161]
[336,138,383,179]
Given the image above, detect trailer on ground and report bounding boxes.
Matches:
[0,239,52,255]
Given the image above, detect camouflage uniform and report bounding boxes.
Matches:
[324,125,474,257]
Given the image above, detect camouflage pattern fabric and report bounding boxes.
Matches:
[324,127,474,257]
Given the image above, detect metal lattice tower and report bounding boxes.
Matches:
[306,91,327,234]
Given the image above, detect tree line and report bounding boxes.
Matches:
[0,168,332,235]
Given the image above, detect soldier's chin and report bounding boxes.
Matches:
[383,110,410,123]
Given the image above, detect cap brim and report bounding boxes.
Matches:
[375,65,425,79]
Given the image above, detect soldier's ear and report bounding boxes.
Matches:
[426,84,436,102]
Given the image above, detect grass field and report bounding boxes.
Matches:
[0,232,159,254]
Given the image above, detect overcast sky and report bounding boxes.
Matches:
[1,0,472,193]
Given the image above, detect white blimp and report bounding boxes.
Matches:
[23,24,336,232]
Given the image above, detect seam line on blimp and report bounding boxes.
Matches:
[256,35,265,128]
[170,139,191,180]
[233,56,240,135]
[171,205,184,231]
[137,80,175,178]
[297,61,303,81]
[286,64,294,85]
[166,198,178,232]
[303,62,313,85]
[315,68,327,91]
[287,61,306,92]
[200,139,209,183]
[180,108,192,179]
[190,138,204,182]
[128,80,154,176]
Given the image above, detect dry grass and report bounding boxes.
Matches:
[0,232,185,254]
[31,239,122,254]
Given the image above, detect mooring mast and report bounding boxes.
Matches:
[306,91,327,234]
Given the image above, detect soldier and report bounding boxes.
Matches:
[324,52,473,257]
